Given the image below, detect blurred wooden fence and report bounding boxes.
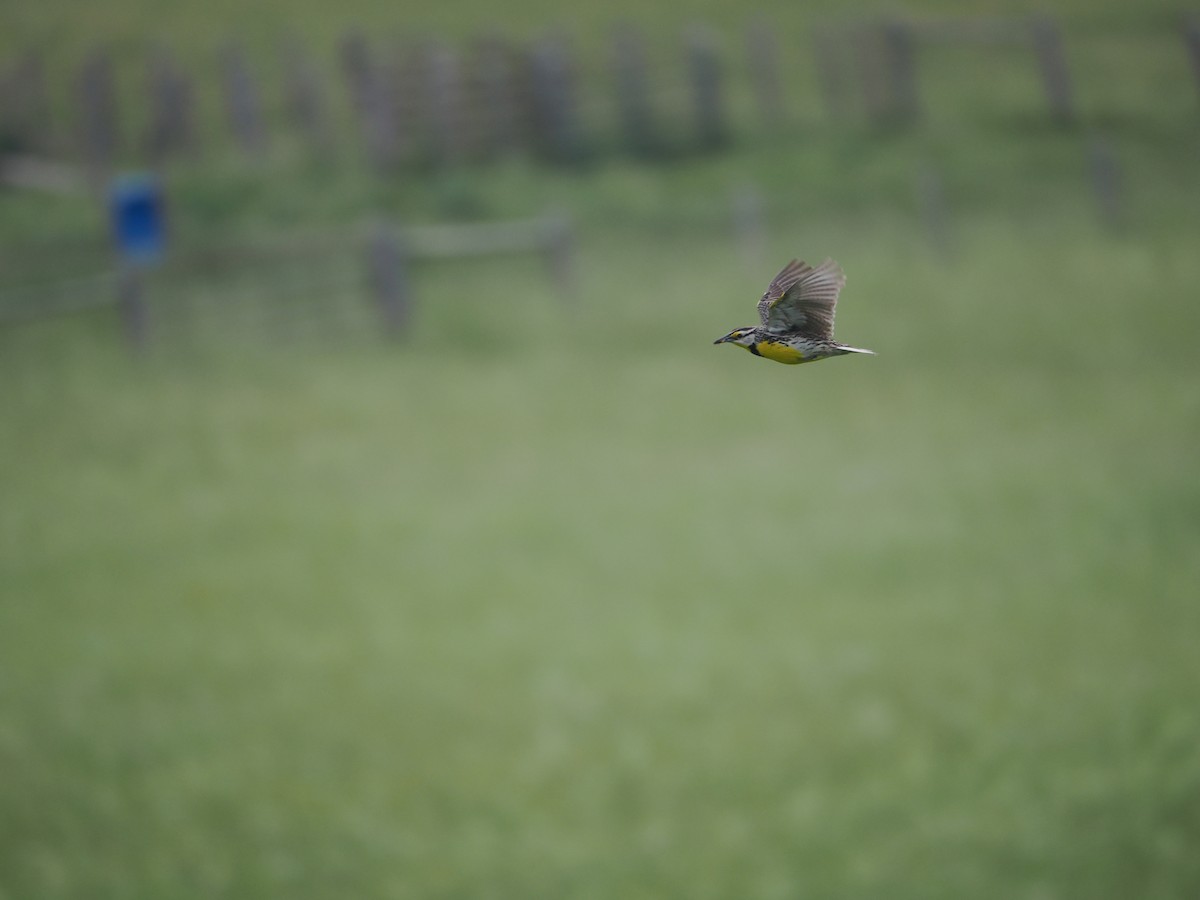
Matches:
[0,213,576,351]
[828,15,1078,127]
[4,14,1199,177]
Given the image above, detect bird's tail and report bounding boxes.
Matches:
[838,345,875,355]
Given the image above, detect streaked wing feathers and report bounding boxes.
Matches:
[756,258,846,339]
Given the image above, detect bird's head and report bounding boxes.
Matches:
[713,327,756,348]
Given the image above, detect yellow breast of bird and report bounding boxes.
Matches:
[750,339,808,364]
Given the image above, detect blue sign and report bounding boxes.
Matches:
[109,173,167,265]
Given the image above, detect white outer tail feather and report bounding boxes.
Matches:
[840,346,875,355]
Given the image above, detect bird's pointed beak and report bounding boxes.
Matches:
[713,334,730,344]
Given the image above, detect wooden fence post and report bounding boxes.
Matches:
[916,163,952,258]
[526,33,583,163]
[882,20,919,124]
[220,42,268,158]
[813,26,851,123]
[394,40,428,167]
[425,42,466,166]
[543,212,576,301]
[746,18,785,132]
[340,30,373,120]
[118,267,148,351]
[468,34,519,160]
[1030,16,1075,125]
[1182,14,1200,104]
[1087,135,1124,232]
[340,31,399,170]
[732,183,766,273]
[853,24,888,126]
[686,24,727,150]
[855,21,918,127]
[76,49,119,182]
[1,53,52,154]
[282,36,334,160]
[367,222,411,335]
[144,46,197,163]
[612,23,659,157]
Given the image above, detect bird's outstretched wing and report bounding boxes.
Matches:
[756,258,846,339]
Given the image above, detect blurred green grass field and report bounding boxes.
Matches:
[4,1,1200,897]
[4,221,1199,898]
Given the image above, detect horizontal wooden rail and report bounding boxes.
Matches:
[403,215,569,258]
[0,211,577,347]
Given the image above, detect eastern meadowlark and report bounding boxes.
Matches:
[714,258,874,365]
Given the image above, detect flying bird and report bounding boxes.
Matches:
[714,258,874,365]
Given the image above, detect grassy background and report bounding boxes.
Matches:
[3,1,1200,897]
